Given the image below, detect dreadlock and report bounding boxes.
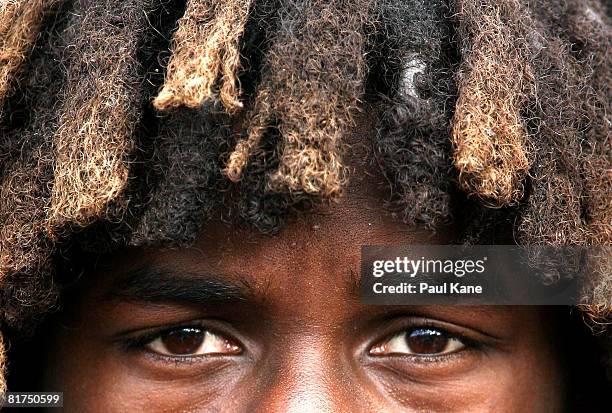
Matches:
[0,0,69,331]
[0,0,610,392]
[225,0,372,200]
[130,107,231,246]
[452,0,534,208]
[153,0,254,113]
[47,0,153,230]
[0,0,61,114]
[371,0,456,228]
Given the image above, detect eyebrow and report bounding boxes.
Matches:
[104,266,251,305]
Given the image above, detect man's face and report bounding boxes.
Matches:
[41,175,566,412]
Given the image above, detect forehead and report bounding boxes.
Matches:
[93,184,449,315]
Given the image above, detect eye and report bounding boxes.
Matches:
[145,327,241,357]
[370,328,466,357]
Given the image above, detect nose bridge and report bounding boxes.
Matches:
[251,334,359,413]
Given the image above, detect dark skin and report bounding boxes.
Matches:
[39,172,568,412]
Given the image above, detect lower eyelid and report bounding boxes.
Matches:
[129,349,244,379]
[127,339,245,369]
[386,348,472,362]
[144,351,206,365]
[366,345,482,375]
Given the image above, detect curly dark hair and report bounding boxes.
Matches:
[0,0,610,392]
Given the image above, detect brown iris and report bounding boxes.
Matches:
[160,327,205,355]
[406,328,449,354]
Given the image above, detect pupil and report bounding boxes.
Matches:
[406,328,449,354]
[161,328,205,355]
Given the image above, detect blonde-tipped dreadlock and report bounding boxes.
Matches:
[515,0,611,247]
[452,0,534,207]
[561,0,612,247]
[47,0,152,230]
[0,3,64,329]
[225,0,372,200]
[153,0,254,113]
[0,0,61,115]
